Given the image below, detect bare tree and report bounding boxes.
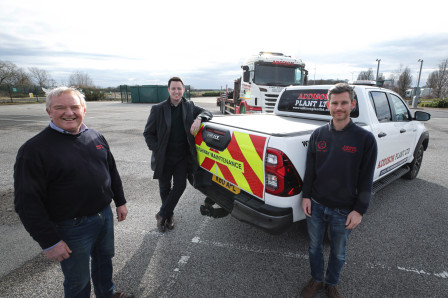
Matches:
[28,67,54,88]
[426,58,448,98]
[386,74,396,90]
[68,71,94,89]
[357,68,375,80]
[14,67,33,85]
[396,66,413,98]
[0,60,19,85]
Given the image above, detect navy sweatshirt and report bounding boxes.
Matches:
[14,126,126,249]
[302,120,377,214]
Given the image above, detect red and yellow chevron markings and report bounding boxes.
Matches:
[195,125,267,199]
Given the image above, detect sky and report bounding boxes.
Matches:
[1,0,447,89]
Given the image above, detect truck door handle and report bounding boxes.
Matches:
[400,129,406,133]
[378,132,387,138]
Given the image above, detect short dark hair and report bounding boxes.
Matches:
[327,83,355,102]
[168,76,184,88]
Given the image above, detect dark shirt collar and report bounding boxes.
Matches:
[169,97,185,108]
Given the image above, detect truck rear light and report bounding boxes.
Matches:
[265,148,302,197]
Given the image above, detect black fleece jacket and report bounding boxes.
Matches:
[302,120,377,214]
[14,126,126,249]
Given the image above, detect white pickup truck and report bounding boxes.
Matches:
[193,85,430,234]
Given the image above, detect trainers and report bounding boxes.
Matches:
[300,278,323,298]
[326,284,341,298]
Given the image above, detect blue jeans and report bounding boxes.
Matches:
[158,158,187,219]
[306,199,351,286]
[56,205,115,298]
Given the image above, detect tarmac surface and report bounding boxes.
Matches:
[0,99,447,297]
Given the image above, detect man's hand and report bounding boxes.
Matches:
[45,241,72,262]
[190,118,201,135]
[116,204,128,221]
[345,210,362,229]
[302,198,312,217]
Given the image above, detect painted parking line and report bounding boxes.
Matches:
[191,236,447,280]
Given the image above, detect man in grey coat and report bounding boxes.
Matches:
[143,77,213,232]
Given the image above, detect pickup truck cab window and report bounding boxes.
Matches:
[389,93,411,121]
[370,91,392,122]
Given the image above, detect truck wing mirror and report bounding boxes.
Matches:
[414,111,431,121]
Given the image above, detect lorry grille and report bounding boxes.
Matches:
[264,93,279,112]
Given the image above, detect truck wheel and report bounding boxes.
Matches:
[240,105,246,114]
[403,144,424,180]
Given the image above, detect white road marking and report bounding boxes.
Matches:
[192,237,447,280]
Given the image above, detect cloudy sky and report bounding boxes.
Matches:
[1,0,447,89]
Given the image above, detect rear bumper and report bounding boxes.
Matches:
[193,168,293,234]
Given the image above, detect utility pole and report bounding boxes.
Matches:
[412,59,423,108]
[376,59,381,81]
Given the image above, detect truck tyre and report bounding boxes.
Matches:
[240,105,246,114]
[403,144,424,180]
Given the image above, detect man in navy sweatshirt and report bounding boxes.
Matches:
[14,87,133,298]
[300,83,377,298]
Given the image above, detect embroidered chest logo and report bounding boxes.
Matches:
[318,141,327,150]
[317,141,327,152]
[96,144,105,150]
[342,145,357,153]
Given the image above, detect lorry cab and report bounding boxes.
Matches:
[222,52,308,114]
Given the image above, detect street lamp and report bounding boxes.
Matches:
[412,59,424,108]
[376,59,381,81]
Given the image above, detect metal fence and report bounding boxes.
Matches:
[120,85,190,103]
[0,84,45,103]
[0,85,121,104]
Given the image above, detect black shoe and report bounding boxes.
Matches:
[166,215,174,230]
[155,213,166,232]
[113,291,134,298]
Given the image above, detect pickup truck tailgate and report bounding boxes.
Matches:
[195,123,268,200]
[195,114,324,200]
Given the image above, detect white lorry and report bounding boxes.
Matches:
[194,84,431,234]
[217,52,308,114]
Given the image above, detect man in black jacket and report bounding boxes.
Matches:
[14,87,133,298]
[300,83,377,298]
[143,77,212,232]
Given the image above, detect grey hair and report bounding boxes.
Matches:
[45,87,86,110]
[327,83,355,102]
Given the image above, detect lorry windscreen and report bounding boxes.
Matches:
[254,64,302,86]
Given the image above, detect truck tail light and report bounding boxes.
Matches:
[265,148,302,197]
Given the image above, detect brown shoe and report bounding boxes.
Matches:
[326,284,341,298]
[155,213,166,232]
[166,215,174,230]
[113,291,134,298]
[300,278,323,298]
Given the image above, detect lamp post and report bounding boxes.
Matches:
[376,59,381,81]
[413,59,423,108]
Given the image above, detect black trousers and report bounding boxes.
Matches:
[158,157,187,219]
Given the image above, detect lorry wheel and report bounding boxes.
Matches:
[403,144,424,180]
[240,105,246,114]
